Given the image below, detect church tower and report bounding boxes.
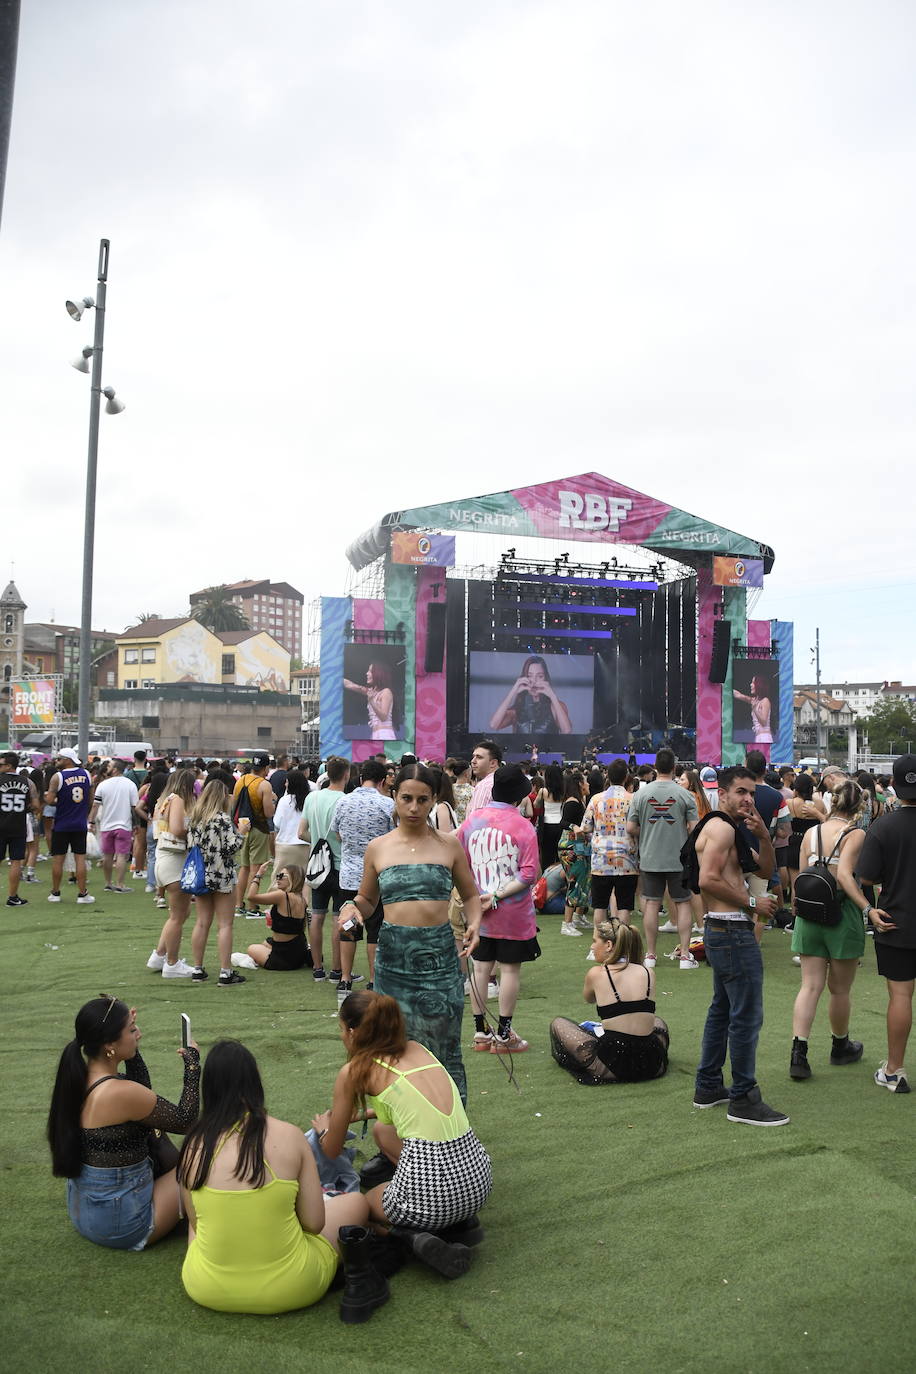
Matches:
[1,581,26,685]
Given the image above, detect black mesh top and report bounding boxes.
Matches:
[80,1048,200,1168]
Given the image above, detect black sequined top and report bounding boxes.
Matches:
[80,1048,201,1167]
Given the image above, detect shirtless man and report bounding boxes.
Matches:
[692,766,789,1125]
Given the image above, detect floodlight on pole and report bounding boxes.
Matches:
[65,295,95,321]
[70,346,93,373]
[66,238,124,764]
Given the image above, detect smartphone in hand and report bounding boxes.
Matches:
[180,1013,191,1050]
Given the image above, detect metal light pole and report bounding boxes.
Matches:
[814,627,824,770]
[73,239,110,763]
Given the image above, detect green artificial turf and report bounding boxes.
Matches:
[2,875,913,1374]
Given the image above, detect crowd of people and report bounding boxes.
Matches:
[9,734,911,1317]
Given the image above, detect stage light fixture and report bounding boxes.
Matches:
[506,547,516,558]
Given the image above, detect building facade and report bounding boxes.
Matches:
[116,619,290,692]
[189,580,304,659]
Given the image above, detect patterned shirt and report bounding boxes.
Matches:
[581,786,638,875]
[333,785,395,890]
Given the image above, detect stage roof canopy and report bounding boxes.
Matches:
[346,472,775,574]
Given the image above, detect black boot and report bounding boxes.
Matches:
[338,1225,390,1324]
[359,1152,397,1188]
[830,1035,864,1066]
[438,1214,485,1247]
[390,1226,474,1279]
[790,1038,811,1080]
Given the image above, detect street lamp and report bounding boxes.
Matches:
[67,238,125,762]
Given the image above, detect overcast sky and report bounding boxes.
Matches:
[3,0,914,685]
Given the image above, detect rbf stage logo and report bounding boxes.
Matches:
[557,490,633,532]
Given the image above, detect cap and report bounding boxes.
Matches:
[58,747,81,765]
[892,753,916,801]
[700,766,718,783]
[253,752,271,769]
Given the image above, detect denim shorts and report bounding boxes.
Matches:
[67,1159,155,1251]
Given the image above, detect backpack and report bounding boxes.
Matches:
[233,775,269,833]
[793,826,854,927]
[680,811,757,895]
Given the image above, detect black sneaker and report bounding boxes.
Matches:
[328,968,342,982]
[693,1084,730,1108]
[191,967,209,981]
[6,895,27,907]
[830,1038,864,1066]
[219,969,246,985]
[312,967,327,981]
[790,1042,811,1080]
[726,1086,790,1126]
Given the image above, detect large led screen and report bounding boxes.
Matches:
[341,644,406,741]
[731,659,780,746]
[468,651,595,736]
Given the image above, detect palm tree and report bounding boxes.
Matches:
[190,586,250,633]
[131,612,161,627]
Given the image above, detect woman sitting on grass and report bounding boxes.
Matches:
[234,863,311,972]
[178,1040,385,1322]
[312,991,492,1279]
[47,994,200,1250]
[550,919,670,1084]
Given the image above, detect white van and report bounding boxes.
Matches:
[89,740,154,760]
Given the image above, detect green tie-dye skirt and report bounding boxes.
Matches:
[374,921,467,1105]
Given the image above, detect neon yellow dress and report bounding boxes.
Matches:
[181,1131,338,1314]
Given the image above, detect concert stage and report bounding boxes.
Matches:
[319,473,793,766]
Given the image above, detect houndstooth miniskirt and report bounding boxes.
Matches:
[382,1130,492,1230]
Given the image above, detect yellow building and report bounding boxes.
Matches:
[116,620,289,691]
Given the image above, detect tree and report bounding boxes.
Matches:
[129,612,161,628]
[860,697,916,754]
[190,586,250,633]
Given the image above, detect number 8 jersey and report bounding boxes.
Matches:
[53,767,92,832]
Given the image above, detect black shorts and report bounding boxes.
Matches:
[339,887,385,943]
[590,873,638,910]
[50,829,88,857]
[473,934,541,965]
[264,935,312,971]
[0,835,26,862]
[310,866,341,915]
[875,941,916,983]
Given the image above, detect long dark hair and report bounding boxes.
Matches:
[177,1041,268,1192]
[543,763,564,801]
[47,995,130,1178]
[284,770,310,812]
[339,991,407,1110]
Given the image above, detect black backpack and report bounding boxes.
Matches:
[793,826,854,927]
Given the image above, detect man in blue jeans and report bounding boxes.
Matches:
[692,766,789,1125]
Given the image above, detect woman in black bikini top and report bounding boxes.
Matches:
[550,919,670,1085]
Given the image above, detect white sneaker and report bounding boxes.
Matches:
[573,915,592,930]
[692,924,704,934]
[560,921,582,936]
[162,958,195,978]
[644,954,657,968]
[76,892,95,904]
[680,956,700,970]
[147,949,166,971]
[874,1061,910,1094]
[791,955,801,966]
[658,921,678,933]
[133,871,147,880]
[155,896,168,909]
[36,853,48,861]
[488,980,499,998]
[47,892,62,903]
[230,952,259,970]
[144,884,156,893]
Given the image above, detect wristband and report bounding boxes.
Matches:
[862,905,873,920]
